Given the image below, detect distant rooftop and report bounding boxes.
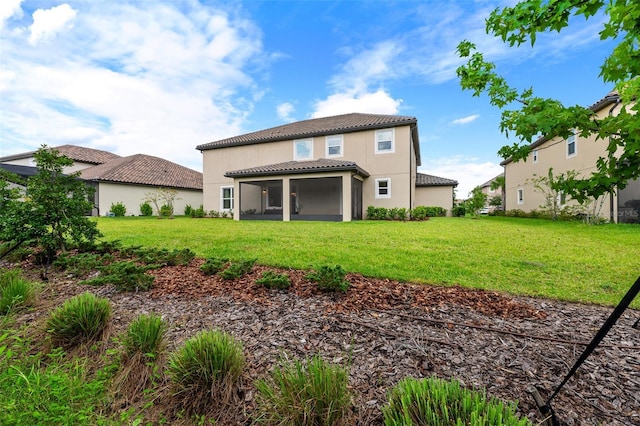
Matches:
[416,173,458,187]
[0,144,121,165]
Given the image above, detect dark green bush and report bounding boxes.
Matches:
[220,259,256,280]
[410,206,428,221]
[190,204,205,218]
[453,206,466,217]
[306,265,350,293]
[254,355,352,425]
[424,206,446,217]
[256,270,291,290]
[200,256,229,275]
[82,261,154,292]
[382,377,532,426]
[47,292,111,346]
[159,204,172,217]
[54,252,113,278]
[184,204,194,216]
[139,202,153,216]
[396,207,409,221]
[109,202,127,217]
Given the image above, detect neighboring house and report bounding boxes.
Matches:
[197,113,456,221]
[501,91,639,223]
[414,173,458,216]
[479,173,504,209]
[0,145,203,217]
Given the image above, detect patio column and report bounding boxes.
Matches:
[282,177,291,222]
[342,172,352,222]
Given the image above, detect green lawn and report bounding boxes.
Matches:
[95,216,640,308]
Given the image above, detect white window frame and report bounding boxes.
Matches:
[325,134,343,158]
[517,188,524,205]
[566,132,577,158]
[533,149,538,163]
[375,128,395,154]
[294,138,313,161]
[220,186,234,211]
[375,178,391,199]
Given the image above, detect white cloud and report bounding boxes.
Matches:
[28,4,77,45]
[420,156,503,198]
[452,114,479,125]
[277,102,295,122]
[311,89,401,118]
[0,0,22,30]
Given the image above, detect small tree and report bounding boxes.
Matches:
[530,168,576,221]
[467,186,488,215]
[144,187,180,218]
[490,175,505,211]
[489,195,503,208]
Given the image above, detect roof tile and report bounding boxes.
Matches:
[225,158,370,178]
[416,173,458,187]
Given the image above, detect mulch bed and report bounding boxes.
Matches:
[8,258,640,425]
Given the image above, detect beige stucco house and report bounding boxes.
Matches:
[197,113,457,221]
[501,92,639,223]
[0,145,203,217]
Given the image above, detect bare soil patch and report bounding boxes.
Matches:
[10,259,640,425]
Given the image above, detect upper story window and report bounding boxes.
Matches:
[566,132,577,158]
[375,129,395,154]
[533,149,539,163]
[325,135,343,157]
[375,178,391,198]
[294,139,313,160]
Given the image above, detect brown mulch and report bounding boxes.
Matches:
[7,258,640,425]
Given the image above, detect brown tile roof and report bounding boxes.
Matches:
[197,112,422,165]
[416,173,458,187]
[479,173,504,189]
[225,159,370,178]
[79,154,202,190]
[0,144,120,164]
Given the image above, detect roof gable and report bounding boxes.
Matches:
[79,154,202,190]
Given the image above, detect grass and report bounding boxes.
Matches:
[47,292,112,347]
[95,216,640,308]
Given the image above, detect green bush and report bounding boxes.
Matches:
[220,259,256,280]
[47,292,111,346]
[410,206,428,220]
[190,204,205,218]
[82,260,154,292]
[396,207,409,221]
[424,206,447,217]
[53,252,113,278]
[200,256,229,275]
[168,329,245,408]
[256,270,291,290]
[109,202,127,217]
[382,377,532,426]
[184,204,194,216]
[140,202,153,216]
[453,206,466,217]
[160,204,172,217]
[306,265,350,293]
[254,355,352,425]
[0,269,35,315]
[122,313,167,358]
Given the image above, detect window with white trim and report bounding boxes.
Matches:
[566,132,577,157]
[220,186,234,211]
[325,135,343,157]
[375,178,391,198]
[294,139,313,160]
[533,149,538,163]
[375,129,394,154]
[517,188,524,205]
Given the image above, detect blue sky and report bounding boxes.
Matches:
[0,0,615,196]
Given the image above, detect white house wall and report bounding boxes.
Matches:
[96,182,202,216]
[414,186,454,216]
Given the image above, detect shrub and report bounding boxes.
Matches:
[47,292,111,346]
[254,355,352,425]
[139,202,153,216]
[396,207,409,221]
[453,206,466,217]
[256,270,291,290]
[82,261,154,292]
[209,210,221,218]
[53,252,113,278]
[122,313,167,358]
[306,265,350,293]
[184,204,194,217]
[168,330,245,410]
[200,256,229,276]
[190,204,205,218]
[424,206,446,217]
[382,377,532,426]
[410,206,428,221]
[0,270,35,315]
[109,202,127,217]
[160,204,172,217]
[220,259,256,280]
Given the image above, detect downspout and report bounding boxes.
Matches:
[608,97,622,223]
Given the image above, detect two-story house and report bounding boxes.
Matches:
[197,113,457,221]
[501,92,639,223]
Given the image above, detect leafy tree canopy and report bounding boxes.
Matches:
[456,0,639,202]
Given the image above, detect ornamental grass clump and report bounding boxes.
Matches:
[0,269,35,315]
[167,329,245,413]
[46,292,111,347]
[122,313,167,358]
[382,377,532,426]
[254,355,352,425]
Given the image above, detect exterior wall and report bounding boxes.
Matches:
[201,125,417,216]
[95,182,202,216]
[2,157,95,173]
[414,186,455,216]
[503,106,617,220]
